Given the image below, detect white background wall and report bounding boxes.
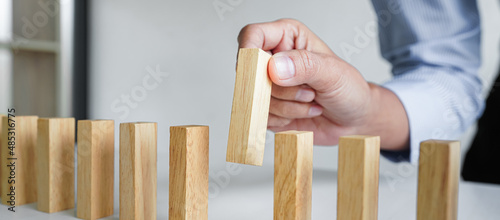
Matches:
[89,0,500,214]
[90,0,500,165]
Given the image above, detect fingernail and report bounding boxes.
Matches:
[308,105,322,116]
[273,54,295,80]
[295,89,315,102]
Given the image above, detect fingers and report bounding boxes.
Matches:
[272,84,316,102]
[238,19,301,52]
[238,19,333,54]
[270,97,323,119]
[268,113,292,127]
[238,19,342,93]
[268,49,345,92]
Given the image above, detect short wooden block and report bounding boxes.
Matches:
[77,120,114,219]
[120,122,157,220]
[337,135,380,220]
[36,118,75,213]
[169,125,209,220]
[417,140,460,220]
[274,131,313,220]
[0,114,5,196]
[1,116,38,206]
[226,48,272,166]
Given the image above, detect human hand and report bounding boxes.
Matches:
[238,19,409,149]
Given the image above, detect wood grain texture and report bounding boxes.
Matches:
[1,116,38,206]
[77,120,114,220]
[417,140,460,220]
[226,48,272,166]
[36,118,75,213]
[120,122,157,220]
[337,135,380,220]
[274,131,313,220]
[0,114,4,196]
[169,125,209,220]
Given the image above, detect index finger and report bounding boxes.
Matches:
[237,19,302,53]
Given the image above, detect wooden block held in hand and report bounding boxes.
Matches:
[120,122,157,220]
[169,125,209,220]
[37,118,75,213]
[337,135,380,220]
[226,48,272,166]
[274,131,313,220]
[1,116,38,206]
[417,140,460,220]
[77,120,114,219]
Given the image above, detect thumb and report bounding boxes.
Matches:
[268,50,342,92]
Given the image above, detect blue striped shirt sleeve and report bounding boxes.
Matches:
[370,0,485,162]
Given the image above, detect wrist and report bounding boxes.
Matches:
[358,83,410,151]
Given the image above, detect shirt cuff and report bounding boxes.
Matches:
[382,78,452,163]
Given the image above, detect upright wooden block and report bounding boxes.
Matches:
[0,114,5,196]
[274,131,313,220]
[226,48,272,166]
[337,135,380,220]
[417,140,460,220]
[36,118,75,213]
[1,116,38,206]
[120,122,157,220]
[77,120,114,219]
[169,125,209,220]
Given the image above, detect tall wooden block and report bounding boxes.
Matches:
[1,116,38,206]
[417,140,460,220]
[0,114,5,196]
[274,131,313,220]
[120,122,157,220]
[337,135,380,220]
[226,48,272,166]
[169,125,209,220]
[36,118,75,213]
[77,120,114,219]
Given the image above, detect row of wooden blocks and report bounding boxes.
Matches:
[0,116,459,220]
